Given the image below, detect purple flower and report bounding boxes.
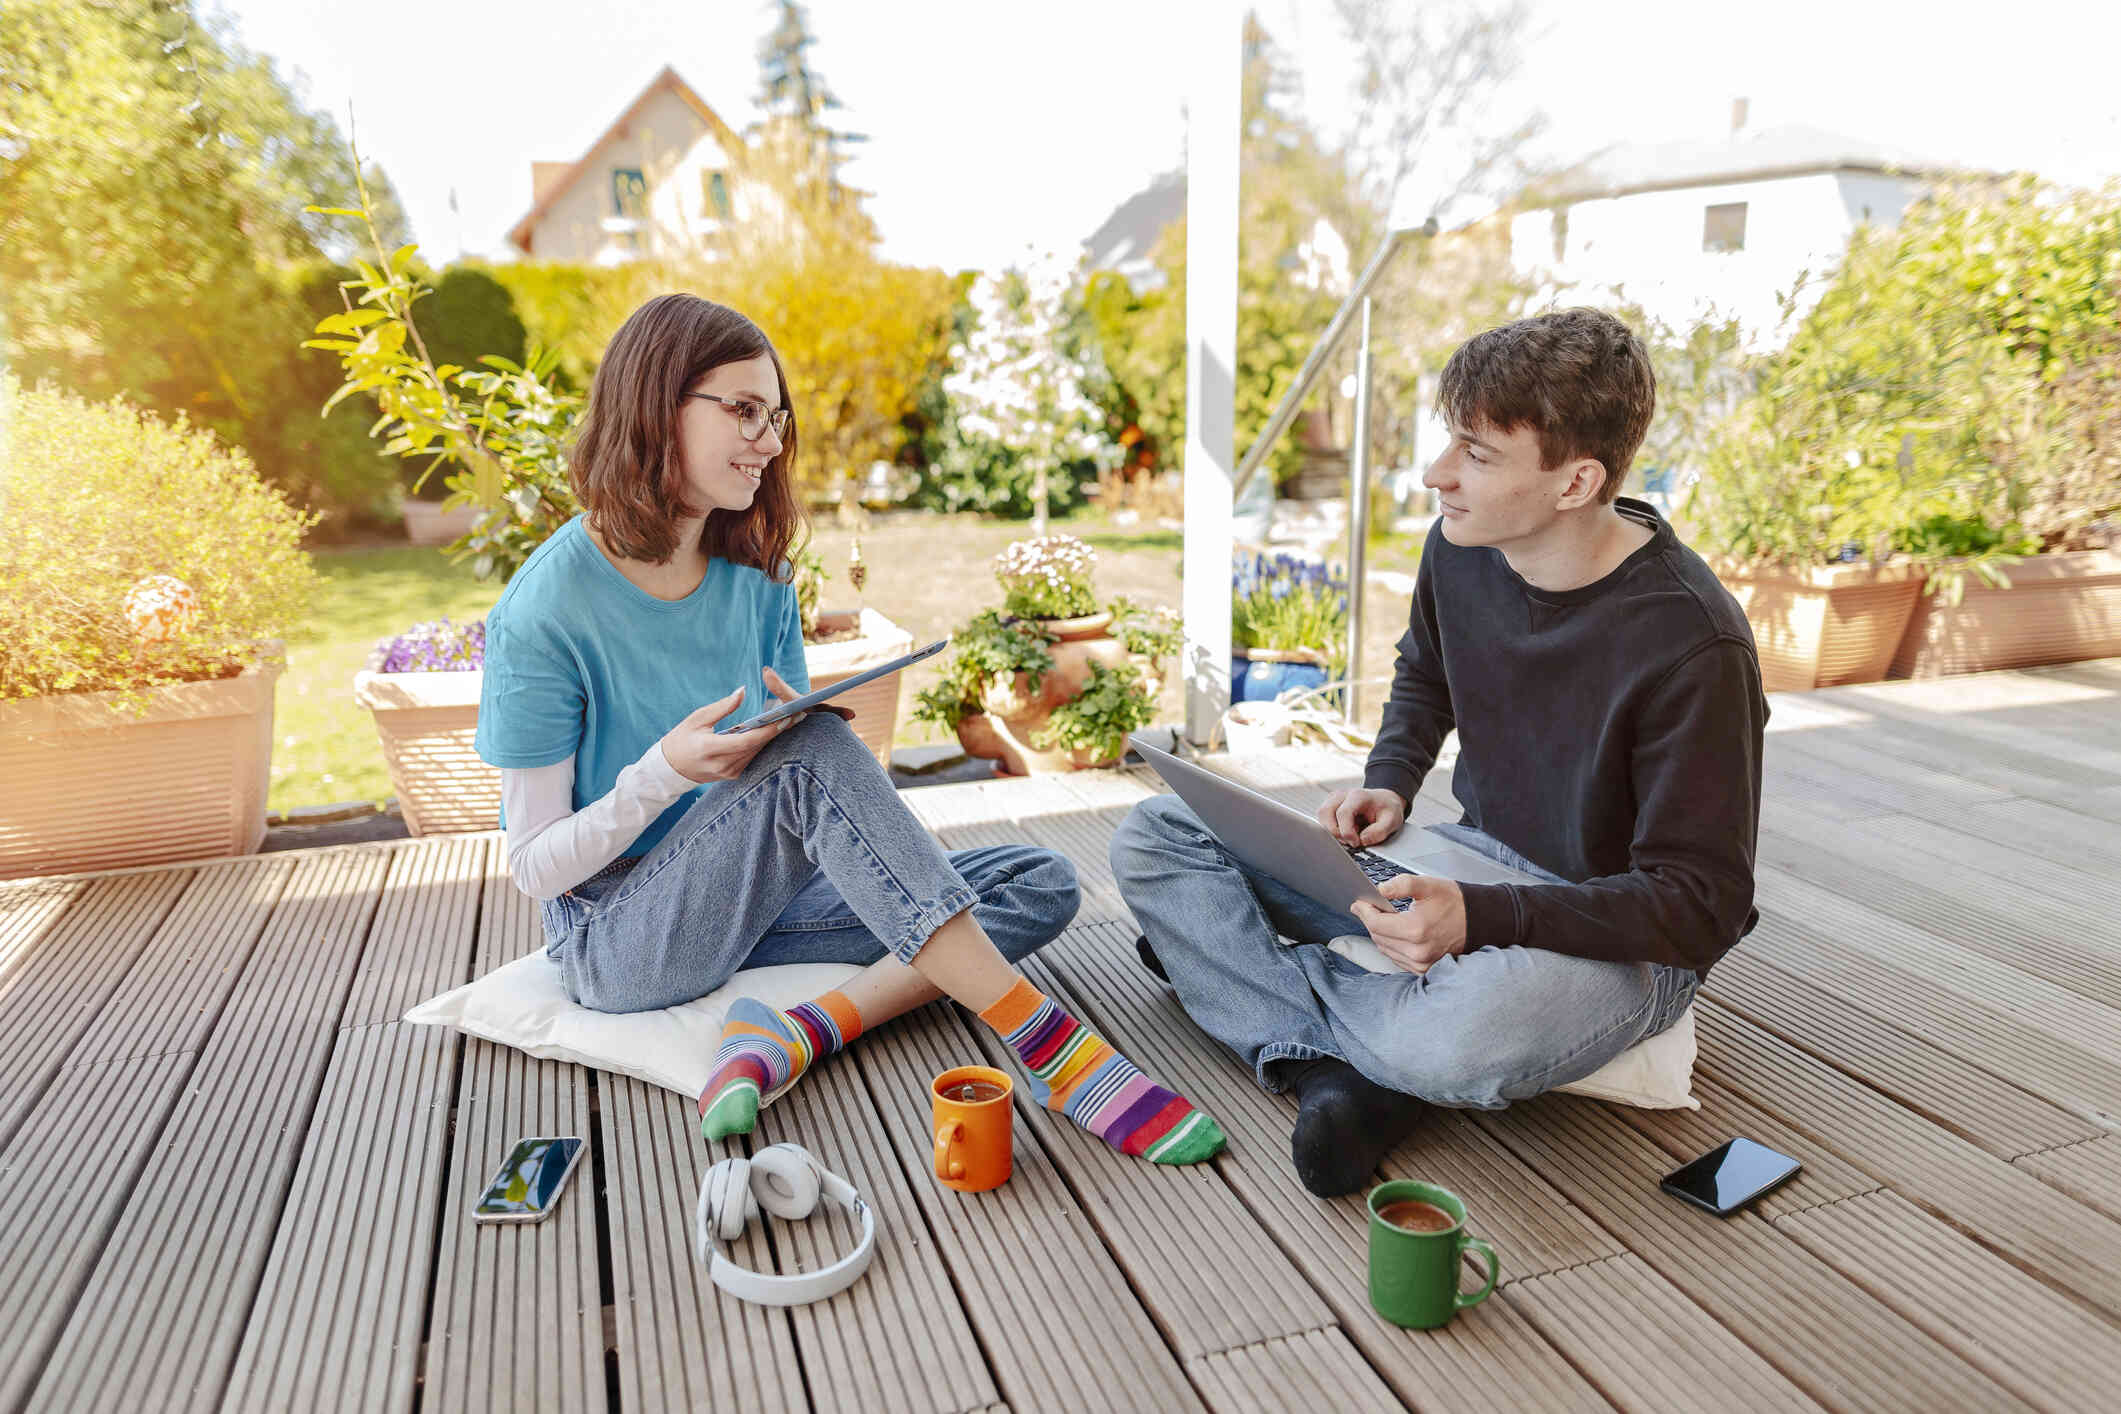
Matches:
[368,616,487,673]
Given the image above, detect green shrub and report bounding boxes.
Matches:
[414,267,529,403]
[1686,178,2121,581]
[0,377,317,703]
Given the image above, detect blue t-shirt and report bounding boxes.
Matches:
[474,515,810,856]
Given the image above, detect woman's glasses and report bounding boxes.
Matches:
[686,392,792,443]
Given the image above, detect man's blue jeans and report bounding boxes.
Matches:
[1109,794,1698,1108]
[539,713,1080,1013]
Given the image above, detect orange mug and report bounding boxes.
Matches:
[931,1065,1013,1192]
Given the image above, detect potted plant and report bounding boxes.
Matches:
[352,618,496,836]
[913,535,1179,774]
[790,540,915,765]
[1231,551,1349,703]
[0,378,315,878]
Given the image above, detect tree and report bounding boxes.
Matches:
[0,0,412,529]
[935,256,1115,529]
[1333,0,1545,225]
[755,0,865,186]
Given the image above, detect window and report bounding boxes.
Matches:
[705,171,731,219]
[1703,202,1747,253]
[611,167,647,218]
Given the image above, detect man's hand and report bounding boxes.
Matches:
[658,669,851,784]
[1316,786,1407,846]
[1349,874,1467,974]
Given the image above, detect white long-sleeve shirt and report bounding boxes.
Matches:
[500,743,699,900]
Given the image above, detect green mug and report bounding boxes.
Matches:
[1366,1180,1499,1329]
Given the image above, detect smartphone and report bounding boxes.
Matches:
[472,1136,587,1224]
[1660,1137,1801,1216]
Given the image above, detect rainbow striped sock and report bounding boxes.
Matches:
[699,991,864,1141]
[979,978,1225,1165]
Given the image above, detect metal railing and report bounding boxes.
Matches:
[1231,218,1438,722]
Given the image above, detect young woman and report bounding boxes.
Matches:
[474,294,1223,1166]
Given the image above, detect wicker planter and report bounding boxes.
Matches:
[1890,549,2121,679]
[353,669,494,836]
[354,608,915,834]
[1710,559,1927,692]
[1,652,283,879]
[804,608,916,766]
[401,499,482,547]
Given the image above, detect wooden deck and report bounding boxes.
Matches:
[5,660,2121,1413]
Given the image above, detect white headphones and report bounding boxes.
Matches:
[694,1143,878,1307]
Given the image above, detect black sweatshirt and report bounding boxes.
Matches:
[1363,498,1768,976]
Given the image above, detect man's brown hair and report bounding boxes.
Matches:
[570,293,803,575]
[1437,307,1656,504]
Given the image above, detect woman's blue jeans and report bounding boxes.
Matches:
[539,713,1080,1013]
[1109,794,1699,1108]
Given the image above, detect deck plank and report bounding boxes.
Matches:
[1504,1254,1823,1413]
[1691,999,2121,1321]
[1037,922,1613,1414]
[420,858,606,1414]
[0,1053,192,1412]
[26,846,390,1414]
[1478,1096,2035,1413]
[0,877,87,982]
[749,1049,1001,1414]
[220,836,487,1413]
[2014,1135,2121,1225]
[602,1076,808,1414]
[851,998,1208,1414]
[1773,1190,2121,1413]
[0,868,196,1150]
[1700,946,2101,1159]
[1183,1329,1404,1414]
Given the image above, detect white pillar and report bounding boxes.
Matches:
[1181,3,1240,746]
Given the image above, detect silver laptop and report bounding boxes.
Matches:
[1129,736,1536,916]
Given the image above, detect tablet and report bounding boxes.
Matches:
[721,638,951,733]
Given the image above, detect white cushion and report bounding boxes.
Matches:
[405,950,863,1101]
[1320,935,1699,1109]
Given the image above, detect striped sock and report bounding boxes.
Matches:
[979,978,1225,1165]
[699,991,864,1141]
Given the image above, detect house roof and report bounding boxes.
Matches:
[506,65,742,255]
[1537,122,1963,204]
[1083,168,1187,276]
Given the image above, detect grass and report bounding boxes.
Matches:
[269,547,502,813]
[268,510,1422,813]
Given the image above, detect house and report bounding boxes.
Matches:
[506,66,745,265]
[1510,104,1957,345]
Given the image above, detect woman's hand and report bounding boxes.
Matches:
[658,669,851,784]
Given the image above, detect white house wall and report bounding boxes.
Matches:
[525,86,734,265]
[1510,171,1929,349]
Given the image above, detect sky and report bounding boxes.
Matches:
[211,0,2121,273]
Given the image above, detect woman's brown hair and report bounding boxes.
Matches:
[569,293,804,575]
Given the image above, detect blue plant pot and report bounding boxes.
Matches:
[1231,654,1331,704]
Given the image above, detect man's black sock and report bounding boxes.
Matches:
[1287,1058,1427,1197]
[1134,934,1170,982]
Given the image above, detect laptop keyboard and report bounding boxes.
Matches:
[1348,848,1415,911]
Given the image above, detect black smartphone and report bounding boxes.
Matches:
[472,1136,587,1224]
[1660,1137,1801,1216]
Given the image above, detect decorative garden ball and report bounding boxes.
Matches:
[124,575,200,643]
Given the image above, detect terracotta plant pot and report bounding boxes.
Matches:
[401,498,482,547]
[953,612,1162,775]
[353,669,496,836]
[1709,559,1927,692]
[1890,549,2121,679]
[353,609,916,834]
[1,650,284,878]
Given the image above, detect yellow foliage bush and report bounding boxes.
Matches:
[0,376,317,702]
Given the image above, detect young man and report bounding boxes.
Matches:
[1110,307,1768,1197]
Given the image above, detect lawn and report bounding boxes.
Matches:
[269,512,1419,813]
